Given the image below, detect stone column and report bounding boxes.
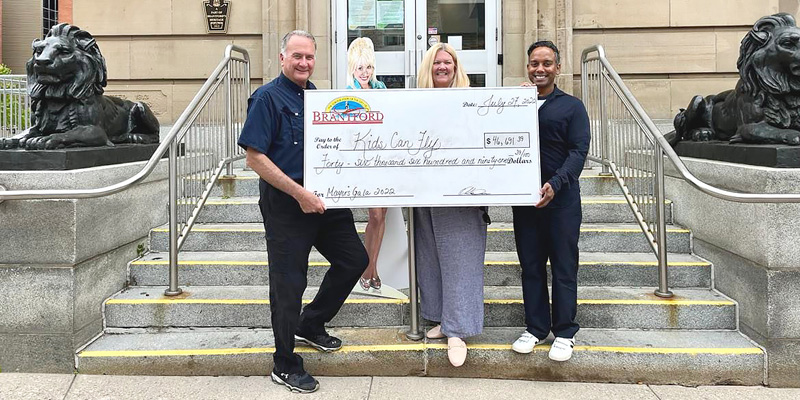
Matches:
[502,0,573,93]
[537,0,573,93]
[502,0,536,86]
[261,0,329,88]
[306,0,331,88]
[262,0,299,81]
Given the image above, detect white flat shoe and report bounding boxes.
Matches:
[426,324,445,339]
[447,337,467,367]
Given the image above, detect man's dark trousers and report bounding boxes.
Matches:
[259,180,368,374]
[512,200,581,340]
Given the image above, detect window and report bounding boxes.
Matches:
[42,0,59,37]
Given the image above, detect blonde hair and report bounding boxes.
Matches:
[346,37,378,88]
[416,43,470,89]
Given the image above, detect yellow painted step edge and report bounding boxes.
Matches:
[425,344,762,355]
[78,344,761,358]
[198,199,672,206]
[104,298,733,306]
[130,260,710,267]
[488,299,734,306]
[152,227,692,233]
[106,298,407,305]
[191,175,616,181]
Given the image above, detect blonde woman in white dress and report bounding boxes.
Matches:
[346,38,387,291]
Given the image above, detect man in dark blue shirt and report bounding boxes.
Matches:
[510,40,591,362]
[238,30,368,394]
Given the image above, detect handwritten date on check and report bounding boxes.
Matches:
[303,87,542,208]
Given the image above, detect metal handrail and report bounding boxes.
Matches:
[0,45,251,296]
[581,45,800,297]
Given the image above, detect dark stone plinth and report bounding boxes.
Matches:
[0,144,164,171]
[674,139,800,168]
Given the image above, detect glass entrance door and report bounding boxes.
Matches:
[334,0,498,89]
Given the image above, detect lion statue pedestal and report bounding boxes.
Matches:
[0,23,160,151]
[672,140,800,168]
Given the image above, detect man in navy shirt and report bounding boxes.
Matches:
[510,41,591,362]
[238,30,368,393]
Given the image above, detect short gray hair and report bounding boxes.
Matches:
[281,30,317,55]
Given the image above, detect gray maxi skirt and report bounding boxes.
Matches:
[414,207,488,338]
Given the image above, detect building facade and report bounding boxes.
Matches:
[1,0,3,64]
[1,1,795,123]
[1,0,71,70]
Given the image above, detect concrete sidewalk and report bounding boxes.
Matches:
[2,374,799,400]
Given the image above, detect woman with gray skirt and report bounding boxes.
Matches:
[414,43,489,367]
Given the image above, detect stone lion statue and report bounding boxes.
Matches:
[672,13,800,146]
[0,23,159,150]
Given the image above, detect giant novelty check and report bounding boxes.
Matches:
[304,86,541,208]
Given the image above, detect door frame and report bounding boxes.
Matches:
[330,0,502,89]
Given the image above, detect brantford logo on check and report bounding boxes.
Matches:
[312,96,385,125]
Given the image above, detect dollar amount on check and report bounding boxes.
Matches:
[303,86,542,208]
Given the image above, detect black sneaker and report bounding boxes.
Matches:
[271,370,320,393]
[294,330,343,352]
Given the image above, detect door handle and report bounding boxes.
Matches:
[407,49,416,88]
[406,50,413,78]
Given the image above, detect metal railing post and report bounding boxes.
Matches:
[653,147,673,298]
[581,60,589,143]
[598,62,611,176]
[165,141,183,296]
[243,57,253,172]
[406,207,423,340]
[224,64,234,177]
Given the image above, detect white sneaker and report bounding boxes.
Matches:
[511,331,543,354]
[548,337,575,361]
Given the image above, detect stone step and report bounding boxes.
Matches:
[149,222,692,254]
[76,327,764,386]
[130,251,710,288]
[193,195,673,224]
[103,286,736,330]
[204,168,627,198]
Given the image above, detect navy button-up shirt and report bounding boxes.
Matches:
[238,73,316,180]
[538,86,591,208]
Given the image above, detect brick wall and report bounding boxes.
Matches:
[59,0,72,23]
